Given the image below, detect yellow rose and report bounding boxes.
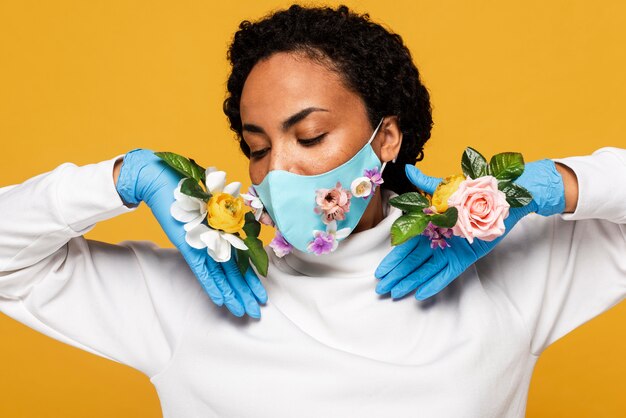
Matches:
[207,192,246,234]
[431,174,466,213]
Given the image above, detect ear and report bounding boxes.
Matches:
[379,115,403,163]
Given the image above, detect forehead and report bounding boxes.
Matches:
[239,51,357,121]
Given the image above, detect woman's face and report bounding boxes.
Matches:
[239,51,399,185]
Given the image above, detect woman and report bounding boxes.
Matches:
[0,4,624,417]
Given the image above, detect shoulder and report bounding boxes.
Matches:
[82,238,205,299]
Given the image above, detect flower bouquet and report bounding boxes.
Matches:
[155,152,269,277]
[389,147,534,248]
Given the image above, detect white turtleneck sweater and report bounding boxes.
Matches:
[0,147,625,418]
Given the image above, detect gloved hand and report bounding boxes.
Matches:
[116,148,267,318]
[375,159,566,300]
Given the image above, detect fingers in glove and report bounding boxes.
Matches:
[244,266,268,305]
[374,235,424,278]
[404,165,443,195]
[206,259,245,317]
[414,263,458,300]
[390,254,448,299]
[222,257,262,319]
[376,243,433,294]
[181,250,224,306]
[232,249,268,305]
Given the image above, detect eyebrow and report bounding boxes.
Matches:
[242,107,329,134]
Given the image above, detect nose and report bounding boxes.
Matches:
[251,144,292,186]
[266,143,297,174]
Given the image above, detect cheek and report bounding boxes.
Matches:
[294,146,353,176]
[249,163,267,185]
[310,140,362,174]
[248,154,270,185]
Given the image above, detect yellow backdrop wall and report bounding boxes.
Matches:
[1,1,625,416]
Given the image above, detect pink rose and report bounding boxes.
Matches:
[314,181,352,224]
[447,175,510,244]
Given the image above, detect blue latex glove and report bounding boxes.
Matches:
[375,159,566,301]
[116,148,268,318]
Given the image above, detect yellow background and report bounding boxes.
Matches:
[1,0,625,416]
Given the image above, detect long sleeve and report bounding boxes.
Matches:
[0,155,203,378]
[477,147,626,356]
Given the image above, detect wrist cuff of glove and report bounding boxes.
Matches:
[536,159,566,216]
[515,159,566,217]
[116,148,151,206]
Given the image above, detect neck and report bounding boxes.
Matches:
[352,186,385,234]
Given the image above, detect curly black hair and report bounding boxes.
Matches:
[223,3,433,195]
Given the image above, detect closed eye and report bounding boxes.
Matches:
[298,133,327,146]
[249,133,327,160]
[250,147,269,160]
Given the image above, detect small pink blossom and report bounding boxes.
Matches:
[314,181,352,224]
[240,185,274,226]
[258,211,275,227]
[240,186,262,212]
[269,230,292,257]
[447,175,510,244]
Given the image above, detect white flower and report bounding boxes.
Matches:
[170,178,207,232]
[170,166,247,262]
[326,220,351,243]
[184,223,247,262]
[203,166,242,197]
[350,176,373,198]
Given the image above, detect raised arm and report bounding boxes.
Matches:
[0,155,202,378]
[480,146,626,355]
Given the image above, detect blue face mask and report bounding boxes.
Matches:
[252,117,393,255]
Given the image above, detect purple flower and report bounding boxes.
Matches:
[307,231,335,255]
[269,230,293,257]
[421,206,453,249]
[364,167,384,192]
[422,222,453,249]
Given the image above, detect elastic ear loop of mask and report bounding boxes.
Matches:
[369,118,399,173]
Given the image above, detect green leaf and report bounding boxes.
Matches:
[243,211,261,238]
[154,151,205,183]
[461,147,489,179]
[244,236,268,276]
[428,206,458,228]
[389,192,430,212]
[390,212,431,246]
[180,178,211,201]
[498,181,534,207]
[489,152,525,182]
[235,248,250,276]
[188,158,206,182]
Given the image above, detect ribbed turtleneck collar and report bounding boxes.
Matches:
[271,188,403,278]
